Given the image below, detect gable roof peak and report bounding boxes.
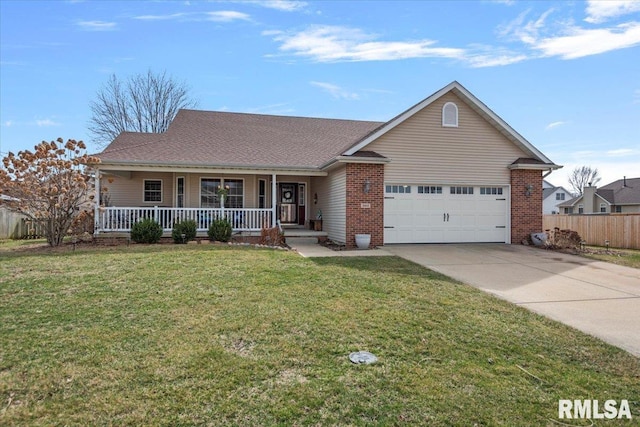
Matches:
[343,81,559,169]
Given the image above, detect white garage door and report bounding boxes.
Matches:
[384,184,508,244]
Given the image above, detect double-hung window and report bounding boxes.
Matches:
[200,178,244,208]
[201,178,221,208]
[143,180,162,203]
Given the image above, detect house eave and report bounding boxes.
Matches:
[320,155,391,171]
[507,163,562,171]
[94,160,328,176]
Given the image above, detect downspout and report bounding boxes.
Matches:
[271,173,277,227]
[94,168,101,236]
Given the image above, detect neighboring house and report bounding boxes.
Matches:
[558,177,640,214]
[91,81,560,247]
[542,180,572,214]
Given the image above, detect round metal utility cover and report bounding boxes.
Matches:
[349,351,378,365]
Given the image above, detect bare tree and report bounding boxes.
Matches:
[568,165,601,195]
[88,70,197,147]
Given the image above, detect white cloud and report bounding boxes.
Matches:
[310,81,359,100]
[244,0,307,12]
[606,148,640,157]
[533,22,640,59]
[3,121,13,127]
[35,119,61,127]
[206,11,250,22]
[134,13,189,21]
[76,20,117,31]
[134,11,250,22]
[545,121,567,130]
[267,25,466,62]
[634,89,640,104]
[500,6,640,60]
[585,0,640,24]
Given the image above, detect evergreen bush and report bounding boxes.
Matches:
[131,218,163,243]
[208,218,232,242]
[172,219,197,243]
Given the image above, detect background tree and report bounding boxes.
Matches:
[568,165,601,195]
[88,70,197,147]
[0,139,100,246]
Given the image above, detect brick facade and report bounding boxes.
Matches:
[510,169,543,244]
[345,163,384,248]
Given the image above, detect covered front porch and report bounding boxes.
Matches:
[93,167,326,234]
[96,206,273,232]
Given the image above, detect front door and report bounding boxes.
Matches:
[279,183,297,223]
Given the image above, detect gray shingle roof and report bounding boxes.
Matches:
[97,110,384,169]
[558,177,640,207]
[600,177,640,205]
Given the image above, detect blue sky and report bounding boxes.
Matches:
[1,0,639,190]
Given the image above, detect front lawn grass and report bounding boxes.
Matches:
[1,245,638,426]
[580,246,640,269]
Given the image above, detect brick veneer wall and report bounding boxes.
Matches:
[345,163,384,248]
[510,169,543,244]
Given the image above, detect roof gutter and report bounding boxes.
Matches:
[93,160,328,176]
[320,155,391,171]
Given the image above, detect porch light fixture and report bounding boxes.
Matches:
[363,179,371,194]
[525,184,534,196]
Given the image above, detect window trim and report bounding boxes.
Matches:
[223,178,245,209]
[143,179,163,204]
[258,179,267,209]
[175,176,185,208]
[450,186,474,195]
[200,177,222,208]
[599,203,607,213]
[556,192,565,201]
[385,184,412,194]
[199,177,245,209]
[417,185,443,194]
[442,102,459,127]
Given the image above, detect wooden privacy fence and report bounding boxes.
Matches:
[0,208,46,239]
[543,214,640,250]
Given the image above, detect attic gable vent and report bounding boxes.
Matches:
[442,102,458,127]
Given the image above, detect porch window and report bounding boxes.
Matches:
[258,179,266,209]
[201,178,221,208]
[143,180,162,203]
[176,176,185,208]
[225,179,244,208]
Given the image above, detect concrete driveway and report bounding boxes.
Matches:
[385,244,640,357]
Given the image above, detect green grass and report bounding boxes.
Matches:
[0,238,48,252]
[1,245,638,426]
[580,246,640,269]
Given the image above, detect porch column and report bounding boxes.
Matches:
[272,173,277,227]
[94,168,101,235]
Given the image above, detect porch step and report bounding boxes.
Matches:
[285,236,319,246]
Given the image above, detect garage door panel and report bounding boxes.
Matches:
[384,184,508,244]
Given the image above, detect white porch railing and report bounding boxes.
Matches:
[95,207,274,233]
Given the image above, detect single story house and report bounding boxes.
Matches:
[558,177,640,214]
[91,81,561,247]
[543,180,572,214]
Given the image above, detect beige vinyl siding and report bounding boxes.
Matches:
[367,92,529,185]
[311,166,346,243]
[103,171,173,207]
